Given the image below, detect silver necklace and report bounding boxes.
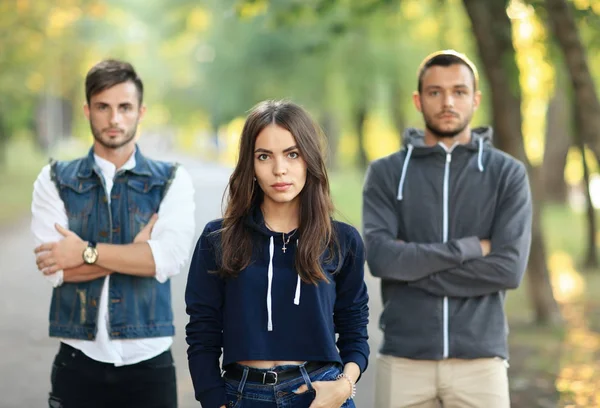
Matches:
[264,220,297,253]
[281,229,297,253]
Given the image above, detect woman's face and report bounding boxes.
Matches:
[253,124,307,209]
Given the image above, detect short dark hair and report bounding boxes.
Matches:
[417,50,479,93]
[85,59,144,105]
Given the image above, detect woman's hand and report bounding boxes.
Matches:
[294,378,352,408]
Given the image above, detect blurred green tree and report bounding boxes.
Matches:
[463,0,561,325]
[542,0,600,268]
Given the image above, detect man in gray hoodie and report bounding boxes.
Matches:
[362,50,532,407]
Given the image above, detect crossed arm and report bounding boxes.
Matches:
[362,160,532,297]
[362,162,489,282]
[31,164,196,285]
[407,167,532,297]
[34,219,158,282]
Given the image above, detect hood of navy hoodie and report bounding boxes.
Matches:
[244,206,270,235]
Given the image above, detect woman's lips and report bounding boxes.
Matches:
[271,183,292,192]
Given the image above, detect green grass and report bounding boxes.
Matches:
[0,137,91,226]
[330,169,365,227]
[543,203,591,266]
[0,139,48,225]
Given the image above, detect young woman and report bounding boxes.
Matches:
[185,100,369,408]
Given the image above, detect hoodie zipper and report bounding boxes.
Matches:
[442,150,452,359]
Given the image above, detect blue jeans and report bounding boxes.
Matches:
[224,362,356,408]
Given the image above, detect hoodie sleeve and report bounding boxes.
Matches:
[362,157,485,282]
[185,224,227,408]
[333,225,370,377]
[408,162,532,297]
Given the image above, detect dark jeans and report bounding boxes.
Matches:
[48,342,177,408]
[224,362,356,408]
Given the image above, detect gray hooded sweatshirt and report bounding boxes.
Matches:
[362,127,532,360]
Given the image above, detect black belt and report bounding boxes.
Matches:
[223,361,331,385]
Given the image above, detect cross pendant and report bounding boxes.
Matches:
[282,244,287,253]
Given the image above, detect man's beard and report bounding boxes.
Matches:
[90,122,138,149]
[423,113,471,139]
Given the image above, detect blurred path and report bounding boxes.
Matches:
[0,140,382,407]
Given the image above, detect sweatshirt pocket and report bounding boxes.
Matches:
[380,283,444,358]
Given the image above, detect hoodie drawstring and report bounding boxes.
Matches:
[294,239,301,305]
[477,137,484,172]
[294,275,301,305]
[267,237,301,331]
[397,144,414,201]
[266,236,274,331]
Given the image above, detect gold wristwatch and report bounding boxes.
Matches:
[82,241,98,264]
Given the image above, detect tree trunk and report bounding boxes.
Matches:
[462,0,562,325]
[528,167,561,322]
[347,30,371,170]
[545,0,600,166]
[60,97,74,140]
[542,67,571,203]
[353,103,369,170]
[0,109,6,168]
[210,111,221,152]
[390,77,406,144]
[579,140,599,269]
[320,111,340,170]
[437,0,451,49]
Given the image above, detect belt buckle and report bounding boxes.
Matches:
[262,370,278,385]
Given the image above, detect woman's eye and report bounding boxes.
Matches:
[257,154,269,161]
[288,152,299,159]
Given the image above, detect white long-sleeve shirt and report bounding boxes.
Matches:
[31,151,196,366]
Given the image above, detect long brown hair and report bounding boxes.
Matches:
[219,100,338,284]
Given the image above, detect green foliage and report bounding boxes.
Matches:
[0,0,498,157]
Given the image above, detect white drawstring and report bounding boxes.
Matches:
[294,275,301,305]
[397,144,414,201]
[294,239,301,305]
[267,237,302,330]
[266,236,274,331]
[477,138,484,172]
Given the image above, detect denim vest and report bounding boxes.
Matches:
[48,147,178,340]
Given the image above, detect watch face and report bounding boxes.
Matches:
[83,247,98,264]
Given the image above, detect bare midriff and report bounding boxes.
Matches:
[237,360,305,369]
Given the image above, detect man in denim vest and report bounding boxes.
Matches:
[31,59,196,408]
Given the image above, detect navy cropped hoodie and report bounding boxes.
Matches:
[185,208,370,408]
